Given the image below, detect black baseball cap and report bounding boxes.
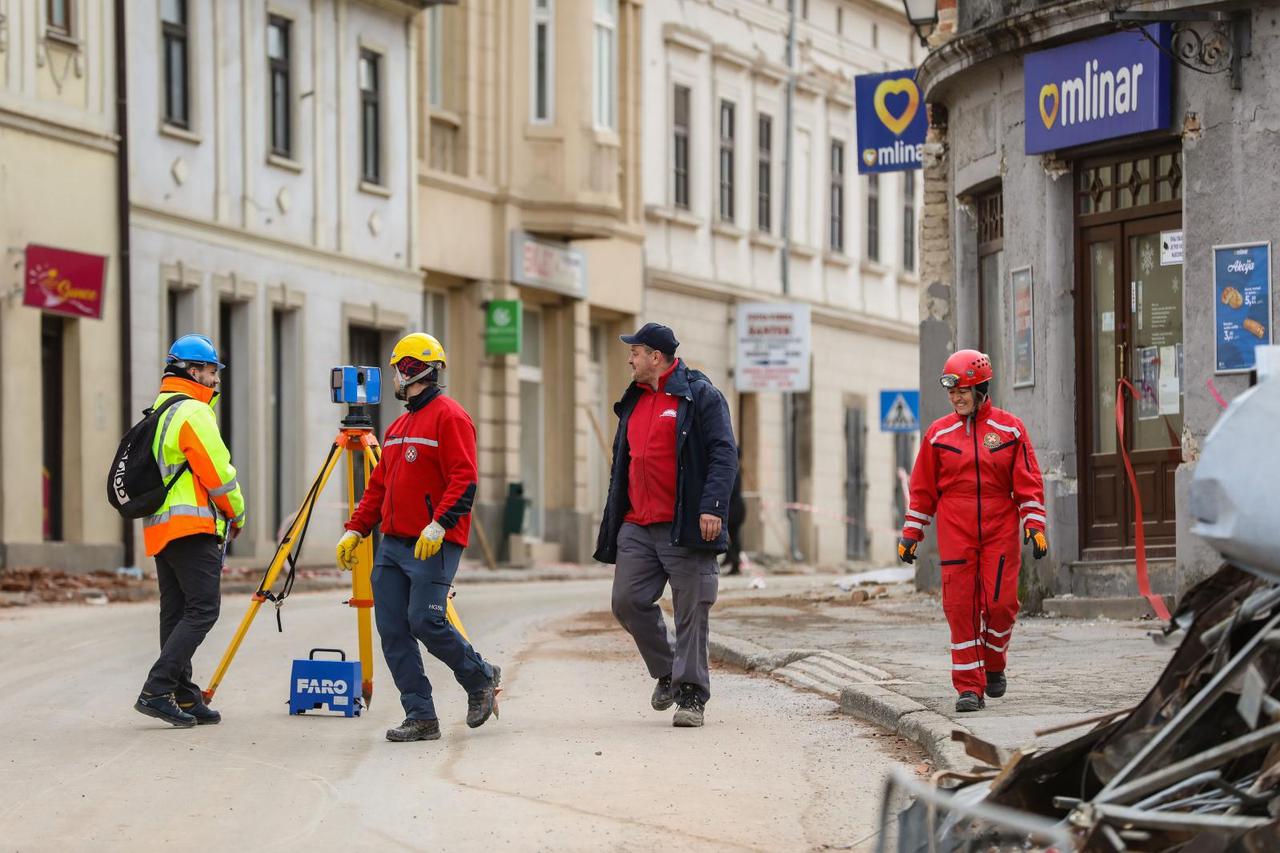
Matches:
[620,322,679,356]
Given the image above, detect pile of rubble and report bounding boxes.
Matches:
[0,567,153,607]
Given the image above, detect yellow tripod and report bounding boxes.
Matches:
[201,406,469,706]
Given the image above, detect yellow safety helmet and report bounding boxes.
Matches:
[390,332,446,369]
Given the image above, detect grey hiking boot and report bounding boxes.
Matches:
[672,686,705,728]
[467,664,502,728]
[135,692,197,728]
[386,718,441,742]
[986,671,1007,699]
[955,691,985,713]
[651,675,676,711]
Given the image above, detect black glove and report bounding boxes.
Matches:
[897,538,918,564]
[1024,528,1048,560]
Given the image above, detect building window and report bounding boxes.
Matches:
[427,7,443,109]
[531,0,554,123]
[46,0,71,36]
[903,170,917,271]
[866,173,880,262]
[592,0,616,130]
[757,113,772,233]
[836,7,844,36]
[359,50,382,184]
[977,188,1005,382]
[871,22,879,49]
[719,100,735,222]
[267,15,292,158]
[829,140,845,253]
[672,84,690,210]
[160,0,190,128]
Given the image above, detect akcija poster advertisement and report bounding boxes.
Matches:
[1213,242,1272,374]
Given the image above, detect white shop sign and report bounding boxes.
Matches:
[509,231,587,299]
[735,303,812,393]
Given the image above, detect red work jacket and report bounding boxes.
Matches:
[346,391,477,546]
[901,399,1046,548]
[624,360,680,526]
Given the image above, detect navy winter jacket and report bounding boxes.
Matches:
[593,361,739,562]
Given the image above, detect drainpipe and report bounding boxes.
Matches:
[114,0,134,567]
[780,0,800,561]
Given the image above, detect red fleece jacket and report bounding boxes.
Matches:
[624,360,680,526]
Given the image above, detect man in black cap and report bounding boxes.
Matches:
[594,322,738,727]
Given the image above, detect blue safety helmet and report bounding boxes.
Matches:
[166,334,225,369]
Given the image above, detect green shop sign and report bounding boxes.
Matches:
[485,299,522,355]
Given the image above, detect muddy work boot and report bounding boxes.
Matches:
[986,670,1007,699]
[651,675,676,711]
[386,718,441,742]
[955,691,986,713]
[672,686,706,728]
[134,692,197,728]
[467,664,502,728]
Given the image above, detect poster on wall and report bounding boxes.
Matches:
[854,69,927,174]
[1213,242,1272,374]
[1010,266,1035,388]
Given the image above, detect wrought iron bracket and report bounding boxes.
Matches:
[1111,9,1251,90]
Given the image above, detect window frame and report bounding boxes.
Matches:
[592,0,617,131]
[427,6,444,110]
[672,84,691,211]
[718,99,736,223]
[267,14,293,159]
[976,188,1005,371]
[866,173,881,262]
[829,139,846,253]
[903,170,917,271]
[757,112,772,233]
[359,48,383,185]
[530,0,555,124]
[46,0,72,38]
[161,0,190,129]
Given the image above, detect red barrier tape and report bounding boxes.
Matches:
[1205,378,1230,410]
[1116,378,1173,622]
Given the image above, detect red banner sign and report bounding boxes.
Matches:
[23,244,108,320]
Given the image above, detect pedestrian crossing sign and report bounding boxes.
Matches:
[879,390,920,433]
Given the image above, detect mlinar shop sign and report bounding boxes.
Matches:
[1024,25,1172,154]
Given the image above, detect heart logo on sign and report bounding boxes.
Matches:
[873,78,920,136]
[862,149,878,167]
[1038,83,1060,129]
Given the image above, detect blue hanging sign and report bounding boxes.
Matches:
[854,70,926,174]
[1023,25,1172,155]
[880,390,921,433]
[1213,242,1272,374]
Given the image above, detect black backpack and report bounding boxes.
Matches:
[106,394,193,519]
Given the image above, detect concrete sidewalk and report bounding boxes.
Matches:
[701,572,1178,770]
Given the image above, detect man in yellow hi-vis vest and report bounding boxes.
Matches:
[135,334,245,728]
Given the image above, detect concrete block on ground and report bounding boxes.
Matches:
[1042,595,1173,621]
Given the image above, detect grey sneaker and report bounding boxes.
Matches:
[986,671,1007,698]
[672,687,705,728]
[955,691,986,713]
[651,675,676,711]
[386,718,441,742]
[134,692,197,728]
[466,664,502,728]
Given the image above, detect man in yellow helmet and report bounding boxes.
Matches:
[336,333,500,742]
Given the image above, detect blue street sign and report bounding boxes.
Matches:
[880,390,920,433]
[1024,25,1172,155]
[854,70,926,175]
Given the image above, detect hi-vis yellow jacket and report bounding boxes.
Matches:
[144,376,246,556]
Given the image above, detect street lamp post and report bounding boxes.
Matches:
[901,0,939,47]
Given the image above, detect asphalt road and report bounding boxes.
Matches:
[0,579,917,851]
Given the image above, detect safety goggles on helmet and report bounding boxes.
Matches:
[940,374,961,389]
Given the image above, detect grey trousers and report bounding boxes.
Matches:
[611,522,719,702]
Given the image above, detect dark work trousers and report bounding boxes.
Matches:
[611,522,719,703]
[372,536,494,721]
[142,533,223,705]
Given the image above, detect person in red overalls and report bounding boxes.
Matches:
[897,349,1049,712]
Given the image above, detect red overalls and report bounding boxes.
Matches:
[901,399,1046,696]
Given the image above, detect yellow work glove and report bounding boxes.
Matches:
[897,538,919,564]
[336,530,362,571]
[1024,528,1049,560]
[414,521,446,561]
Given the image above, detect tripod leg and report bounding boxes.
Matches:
[349,445,376,705]
[202,443,345,702]
[445,598,470,642]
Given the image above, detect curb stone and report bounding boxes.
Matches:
[708,632,970,771]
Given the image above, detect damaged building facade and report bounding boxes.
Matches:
[913,0,1280,607]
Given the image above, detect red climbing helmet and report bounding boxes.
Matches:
[940,349,993,388]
